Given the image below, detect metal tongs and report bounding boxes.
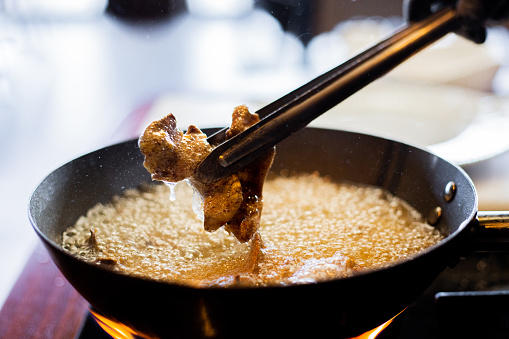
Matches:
[195,7,460,184]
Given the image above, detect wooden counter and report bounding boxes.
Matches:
[0,243,88,339]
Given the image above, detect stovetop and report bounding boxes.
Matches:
[381,252,509,339]
[75,252,509,339]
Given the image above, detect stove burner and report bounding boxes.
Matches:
[76,313,113,339]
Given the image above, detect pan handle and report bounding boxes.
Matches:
[471,211,509,252]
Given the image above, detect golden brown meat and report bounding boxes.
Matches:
[191,175,243,233]
[139,105,275,243]
[138,114,212,182]
[221,105,275,242]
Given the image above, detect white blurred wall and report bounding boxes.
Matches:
[0,0,305,306]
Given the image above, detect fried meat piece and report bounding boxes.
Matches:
[139,114,243,232]
[139,105,275,243]
[191,175,243,233]
[221,105,275,242]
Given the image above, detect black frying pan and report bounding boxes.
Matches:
[28,127,509,339]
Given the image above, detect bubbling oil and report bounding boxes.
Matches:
[62,173,443,287]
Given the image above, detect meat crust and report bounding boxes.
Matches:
[138,114,212,182]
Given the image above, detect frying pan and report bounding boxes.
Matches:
[29,127,509,338]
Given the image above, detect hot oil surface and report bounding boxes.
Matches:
[62,173,443,287]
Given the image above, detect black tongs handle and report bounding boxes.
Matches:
[195,7,459,183]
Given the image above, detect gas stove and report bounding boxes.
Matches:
[381,252,509,339]
[73,252,509,339]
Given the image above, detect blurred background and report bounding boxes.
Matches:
[2,0,509,307]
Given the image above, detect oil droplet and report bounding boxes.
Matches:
[164,181,178,201]
[186,180,204,221]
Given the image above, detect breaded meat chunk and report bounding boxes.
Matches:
[139,105,275,243]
